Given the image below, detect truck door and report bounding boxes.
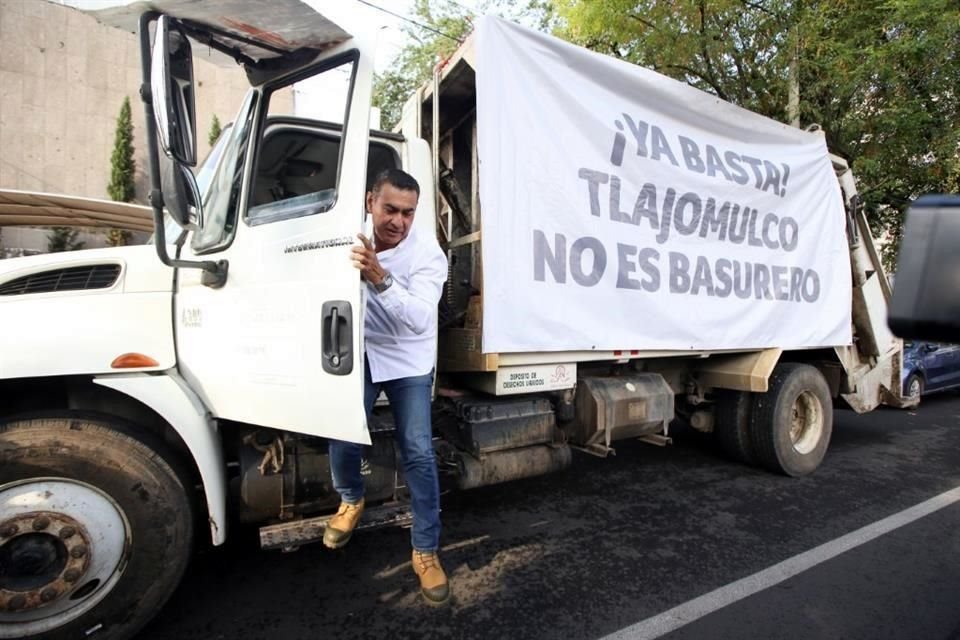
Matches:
[174,46,375,444]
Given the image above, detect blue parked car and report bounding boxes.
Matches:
[901,342,960,400]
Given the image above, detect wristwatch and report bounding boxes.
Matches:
[373,272,393,294]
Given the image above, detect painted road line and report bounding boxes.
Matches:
[603,486,960,640]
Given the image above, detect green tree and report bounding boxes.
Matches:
[208,114,223,147]
[107,96,136,203]
[106,96,136,247]
[373,1,475,131]
[555,0,960,267]
[373,1,553,130]
[105,228,132,247]
[47,227,85,253]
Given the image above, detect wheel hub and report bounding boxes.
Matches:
[789,390,824,455]
[0,478,130,637]
[0,512,91,613]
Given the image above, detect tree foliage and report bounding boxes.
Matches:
[371,1,553,130]
[107,96,136,203]
[373,1,475,131]
[209,114,223,147]
[47,227,85,253]
[554,0,960,266]
[105,228,132,247]
[106,96,136,248]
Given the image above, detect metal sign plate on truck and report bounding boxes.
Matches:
[476,364,577,395]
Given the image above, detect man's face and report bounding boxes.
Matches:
[368,183,418,251]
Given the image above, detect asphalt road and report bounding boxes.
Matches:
[140,394,960,640]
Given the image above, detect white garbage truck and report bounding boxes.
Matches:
[0,2,909,639]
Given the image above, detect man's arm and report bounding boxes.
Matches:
[351,233,448,335]
[375,249,447,335]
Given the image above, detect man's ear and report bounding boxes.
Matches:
[365,191,374,212]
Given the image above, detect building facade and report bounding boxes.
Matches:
[0,0,291,254]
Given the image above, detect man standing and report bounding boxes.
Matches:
[324,168,451,606]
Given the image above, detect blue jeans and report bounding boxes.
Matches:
[328,361,441,552]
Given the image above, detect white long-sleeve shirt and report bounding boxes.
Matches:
[364,224,448,383]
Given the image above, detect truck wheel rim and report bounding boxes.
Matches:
[0,478,130,638]
[789,390,823,455]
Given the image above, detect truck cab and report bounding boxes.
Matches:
[0,5,399,639]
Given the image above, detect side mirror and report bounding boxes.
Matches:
[151,15,202,230]
[924,343,939,353]
[888,195,960,344]
[151,16,197,166]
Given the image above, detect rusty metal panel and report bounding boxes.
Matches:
[76,0,351,62]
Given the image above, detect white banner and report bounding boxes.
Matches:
[476,17,853,354]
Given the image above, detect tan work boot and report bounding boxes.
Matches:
[322,498,365,549]
[412,550,451,606]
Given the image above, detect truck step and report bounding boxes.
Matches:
[259,503,413,551]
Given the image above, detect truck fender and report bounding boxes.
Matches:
[94,372,227,545]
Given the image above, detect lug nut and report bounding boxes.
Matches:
[41,588,59,603]
[64,568,82,583]
[8,595,27,610]
[59,526,77,540]
[70,544,88,559]
[33,516,51,531]
[1,524,18,538]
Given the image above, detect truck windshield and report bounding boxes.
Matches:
[152,122,234,244]
[191,91,259,252]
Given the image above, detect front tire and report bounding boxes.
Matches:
[749,363,833,477]
[0,415,194,640]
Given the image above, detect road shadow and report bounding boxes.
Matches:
[139,397,960,640]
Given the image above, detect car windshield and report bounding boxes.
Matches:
[151,124,234,244]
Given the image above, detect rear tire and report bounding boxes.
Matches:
[749,363,833,477]
[0,415,194,640]
[714,390,757,465]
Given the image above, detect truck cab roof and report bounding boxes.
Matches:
[74,0,352,85]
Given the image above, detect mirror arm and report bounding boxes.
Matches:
[139,11,229,289]
[148,188,229,288]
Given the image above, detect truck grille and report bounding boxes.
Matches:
[0,264,122,296]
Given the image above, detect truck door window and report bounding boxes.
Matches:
[246,55,358,226]
[248,128,399,225]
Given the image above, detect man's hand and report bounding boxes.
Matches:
[351,233,387,285]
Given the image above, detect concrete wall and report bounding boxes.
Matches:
[0,0,292,254]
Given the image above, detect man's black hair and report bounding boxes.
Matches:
[371,168,420,197]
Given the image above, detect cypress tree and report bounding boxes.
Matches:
[107,96,136,203]
[208,114,222,147]
[106,96,136,246]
